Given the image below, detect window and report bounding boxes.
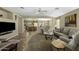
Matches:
[55,19,60,28]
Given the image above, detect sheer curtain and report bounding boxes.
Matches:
[55,19,60,29]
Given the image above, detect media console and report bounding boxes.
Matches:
[0,38,20,51]
[0,31,13,36]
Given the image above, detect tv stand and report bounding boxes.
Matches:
[0,38,20,51]
[0,31,13,36]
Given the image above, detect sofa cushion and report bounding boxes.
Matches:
[60,27,64,33]
[62,28,70,35]
[59,36,71,43]
[55,28,60,32]
[68,29,78,37]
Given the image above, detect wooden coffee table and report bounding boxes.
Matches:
[51,39,66,50]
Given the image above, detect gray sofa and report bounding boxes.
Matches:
[65,31,79,51]
[54,27,78,43]
[54,27,79,50]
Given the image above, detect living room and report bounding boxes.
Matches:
[0,7,79,51]
[1,0,79,59]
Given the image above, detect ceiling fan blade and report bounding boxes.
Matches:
[20,7,24,9]
[41,10,47,12]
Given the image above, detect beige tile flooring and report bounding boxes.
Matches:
[17,31,38,51]
[25,31,39,51]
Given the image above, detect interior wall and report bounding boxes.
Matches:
[18,16,25,34]
[0,9,8,18]
[60,8,79,29]
[0,11,24,40]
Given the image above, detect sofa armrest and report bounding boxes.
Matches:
[65,45,74,51]
[59,36,71,43]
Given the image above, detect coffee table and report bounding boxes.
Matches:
[44,32,54,40]
[51,39,66,51]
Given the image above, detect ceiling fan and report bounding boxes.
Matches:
[20,7,24,9]
[34,8,47,14]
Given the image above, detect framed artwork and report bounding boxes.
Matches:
[65,14,77,27]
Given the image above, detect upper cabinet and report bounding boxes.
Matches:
[0,8,13,20]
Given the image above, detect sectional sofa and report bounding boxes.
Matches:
[54,27,78,42]
[53,27,79,50]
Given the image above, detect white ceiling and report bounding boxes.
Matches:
[2,7,78,17]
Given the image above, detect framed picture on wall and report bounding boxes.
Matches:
[65,14,77,27]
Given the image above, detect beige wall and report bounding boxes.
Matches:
[18,16,25,34]
[0,9,24,40]
[60,8,79,29]
[0,9,8,18]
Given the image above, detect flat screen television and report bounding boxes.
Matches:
[0,22,15,33]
